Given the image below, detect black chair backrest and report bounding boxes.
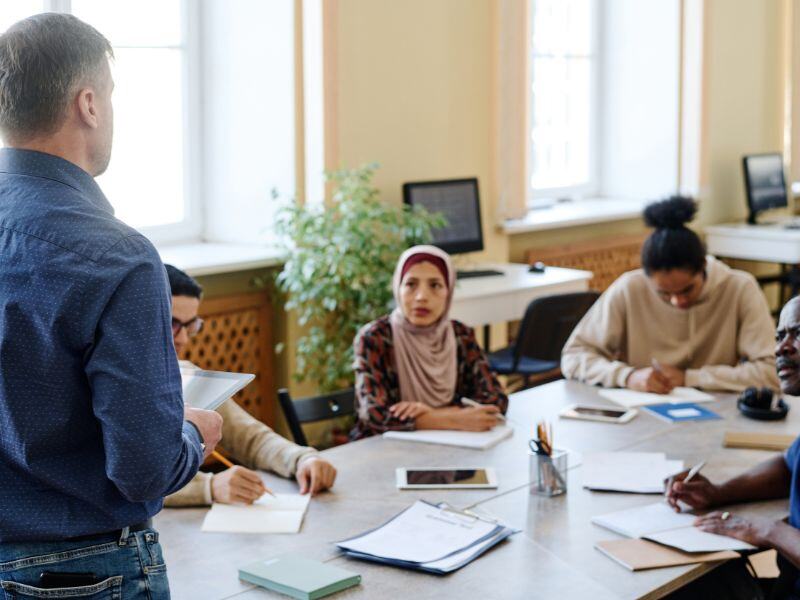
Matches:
[512,291,600,366]
[278,387,356,447]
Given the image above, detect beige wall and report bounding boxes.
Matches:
[332,0,508,265]
[695,0,786,226]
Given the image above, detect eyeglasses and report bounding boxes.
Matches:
[172,316,204,337]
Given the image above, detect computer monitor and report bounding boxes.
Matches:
[743,153,787,224]
[402,178,484,255]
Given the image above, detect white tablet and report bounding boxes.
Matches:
[395,467,498,489]
[559,403,637,424]
[181,368,255,411]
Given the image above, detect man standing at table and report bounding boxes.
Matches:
[667,296,800,598]
[0,13,221,598]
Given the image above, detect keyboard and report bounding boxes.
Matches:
[456,269,504,280]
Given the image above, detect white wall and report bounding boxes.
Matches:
[201,0,296,244]
[599,0,680,200]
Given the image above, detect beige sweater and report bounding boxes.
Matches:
[561,256,779,392]
[164,363,317,507]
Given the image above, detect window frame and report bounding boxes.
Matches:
[23,0,202,243]
[527,0,602,208]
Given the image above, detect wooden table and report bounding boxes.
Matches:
[155,381,798,599]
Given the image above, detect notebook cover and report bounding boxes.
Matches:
[239,555,361,600]
[595,539,738,571]
[723,431,795,451]
[643,402,721,423]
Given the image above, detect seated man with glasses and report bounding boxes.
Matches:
[164,265,337,506]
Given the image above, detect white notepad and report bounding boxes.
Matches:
[592,502,756,553]
[382,425,513,450]
[598,387,714,409]
[582,452,684,494]
[201,493,311,534]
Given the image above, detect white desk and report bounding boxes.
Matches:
[156,380,792,599]
[705,222,800,263]
[450,264,592,347]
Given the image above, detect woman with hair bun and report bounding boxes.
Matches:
[561,196,778,393]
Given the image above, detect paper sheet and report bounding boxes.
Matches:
[582,453,684,494]
[382,425,513,450]
[591,502,696,538]
[338,501,500,563]
[645,527,756,553]
[598,387,714,409]
[201,493,310,534]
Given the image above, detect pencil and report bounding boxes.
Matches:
[211,450,234,468]
[211,450,275,497]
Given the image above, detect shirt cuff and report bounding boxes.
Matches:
[684,369,702,388]
[201,471,214,504]
[182,421,204,452]
[292,448,319,474]
[615,365,636,388]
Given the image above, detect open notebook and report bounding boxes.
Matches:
[592,502,756,553]
[382,425,513,450]
[202,494,311,534]
[598,387,713,409]
[582,452,683,494]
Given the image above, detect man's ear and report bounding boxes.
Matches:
[75,87,99,129]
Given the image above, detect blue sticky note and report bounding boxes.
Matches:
[643,402,721,423]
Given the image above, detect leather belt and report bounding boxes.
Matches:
[65,519,153,542]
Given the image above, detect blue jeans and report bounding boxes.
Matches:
[0,528,169,599]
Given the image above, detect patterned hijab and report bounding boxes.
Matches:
[389,245,457,407]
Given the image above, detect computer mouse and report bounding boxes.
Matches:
[528,261,546,273]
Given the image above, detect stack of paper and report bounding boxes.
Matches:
[202,494,311,534]
[382,425,513,450]
[337,500,518,574]
[591,502,756,553]
[599,387,714,409]
[582,452,683,494]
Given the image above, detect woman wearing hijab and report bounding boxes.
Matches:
[350,245,508,439]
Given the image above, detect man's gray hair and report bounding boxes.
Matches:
[0,13,112,142]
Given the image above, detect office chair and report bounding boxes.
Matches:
[277,387,356,447]
[488,291,600,387]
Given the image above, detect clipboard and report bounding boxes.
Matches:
[181,368,255,411]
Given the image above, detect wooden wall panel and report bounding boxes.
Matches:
[180,291,275,426]
[526,233,648,292]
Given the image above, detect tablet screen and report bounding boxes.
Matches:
[573,406,627,419]
[405,469,489,486]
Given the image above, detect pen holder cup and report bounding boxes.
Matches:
[529,449,568,497]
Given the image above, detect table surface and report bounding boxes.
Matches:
[448,264,592,327]
[155,380,798,600]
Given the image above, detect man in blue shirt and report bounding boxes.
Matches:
[0,13,222,598]
[667,295,800,598]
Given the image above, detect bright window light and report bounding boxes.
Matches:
[529,0,598,199]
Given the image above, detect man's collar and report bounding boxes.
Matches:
[0,148,114,214]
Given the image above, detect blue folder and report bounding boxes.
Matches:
[643,402,721,423]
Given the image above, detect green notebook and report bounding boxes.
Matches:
[239,554,361,600]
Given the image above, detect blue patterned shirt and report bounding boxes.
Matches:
[0,148,203,542]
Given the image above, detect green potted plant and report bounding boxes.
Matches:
[275,163,445,392]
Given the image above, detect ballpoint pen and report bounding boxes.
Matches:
[461,397,506,421]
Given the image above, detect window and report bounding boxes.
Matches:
[0,1,197,241]
[529,0,599,204]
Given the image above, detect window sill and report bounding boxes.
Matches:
[502,199,646,234]
[157,242,285,277]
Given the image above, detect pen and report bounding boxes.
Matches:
[683,460,706,483]
[651,358,664,374]
[212,450,275,497]
[461,397,506,421]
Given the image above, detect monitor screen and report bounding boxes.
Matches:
[743,153,787,222]
[402,178,483,255]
